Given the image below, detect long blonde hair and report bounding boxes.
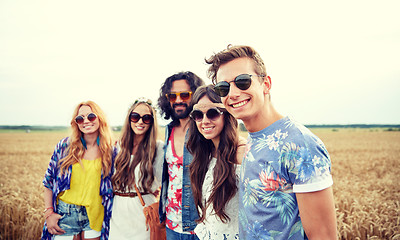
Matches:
[59,101,114,177]
[112,100,158,193]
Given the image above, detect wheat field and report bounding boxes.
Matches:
[0,129,399,239]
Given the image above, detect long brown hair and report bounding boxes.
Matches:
[112,100,158,193]
[59,101,114,177]
[187,85,239,223]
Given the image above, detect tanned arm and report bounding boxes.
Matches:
[296,187,337,240]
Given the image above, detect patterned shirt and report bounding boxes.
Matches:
[159,124,199,233]
[239,117,333,240]
[165,127,187,233]
[41,137,116,240]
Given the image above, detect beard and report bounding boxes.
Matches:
[171,102,192,120]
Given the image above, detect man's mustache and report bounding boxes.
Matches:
[173,103,188,108]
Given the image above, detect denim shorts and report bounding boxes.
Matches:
[166,227,199,240]
[57,199,99,237]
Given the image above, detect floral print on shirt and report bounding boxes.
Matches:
[165,128,186,232]
[239,117,333,240]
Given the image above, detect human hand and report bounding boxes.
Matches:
[46,213,66,235]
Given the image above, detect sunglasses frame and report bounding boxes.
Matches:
[130,112,154,124]
[190,107,224,122]
[214,74,265,97]
[75,113,97,124]
[165,91,192,103]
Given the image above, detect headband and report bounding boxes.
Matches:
[193,102,225,111]
[134,97,153,106]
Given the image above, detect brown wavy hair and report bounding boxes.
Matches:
[157,71,204,127]
[111,100,158,193]
[205,45,267,84]
[59,101,114,177]
[187,85,239,223]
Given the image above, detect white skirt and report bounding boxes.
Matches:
[109,193,157,240]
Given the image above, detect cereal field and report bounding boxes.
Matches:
[0,129,399,239]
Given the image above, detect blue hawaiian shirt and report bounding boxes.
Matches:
[41,137,116,240]
[239,116,333,240]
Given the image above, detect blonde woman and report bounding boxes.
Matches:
[109,98,164,240]
[42,101,116,240]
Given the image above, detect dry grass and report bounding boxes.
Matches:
[313,129,400,240]
[0,131,70,240]
[0,128,399,239]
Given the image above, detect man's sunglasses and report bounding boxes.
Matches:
[190,108,223,122]
[75,113,97,124]
[165,91,192,103]
[130,112,154,124]
[214,74,264,97]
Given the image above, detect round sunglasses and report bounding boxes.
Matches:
[190,108,223,122]
[75,113,97,124]
[214,74,264,97]
[165,91,192,103]
[130,112,154,124]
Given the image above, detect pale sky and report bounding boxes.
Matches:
[1,0,399,126]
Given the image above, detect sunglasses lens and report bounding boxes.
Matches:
[206,109,221,121]
[235,75,252,90]
[130,113,140,123]
[191,110,204,122]
[75,116,84,124]
[214,82,230,97]
[180,92,191,100]
[142,114,153,124]
[167,93,177,102]
[87,113,97,122]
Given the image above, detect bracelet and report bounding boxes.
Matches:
[44,209,54,220]
[43,207,53,213]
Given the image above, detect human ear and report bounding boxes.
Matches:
[263,76,272,95]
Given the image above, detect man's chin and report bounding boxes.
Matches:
[173,112,190,120]
[172,109,191,120]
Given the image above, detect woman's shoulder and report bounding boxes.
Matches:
[238,136,247,146]
[155,140,165,159]
[156,140,164,149]
[56,137,70,149]
[50,137,70,162]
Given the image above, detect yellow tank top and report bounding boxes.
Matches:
[59,158,104,232]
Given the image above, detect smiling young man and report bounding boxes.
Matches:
[205,45,337,240]
[157,71,204,240]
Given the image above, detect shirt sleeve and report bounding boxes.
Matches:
[42,137,69,189]
[291,134,333,193]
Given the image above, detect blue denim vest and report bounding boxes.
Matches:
[158,123,199,232]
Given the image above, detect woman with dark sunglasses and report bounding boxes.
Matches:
[109,98,164,240]
[187,85,246,240]
[42,101,116,240]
